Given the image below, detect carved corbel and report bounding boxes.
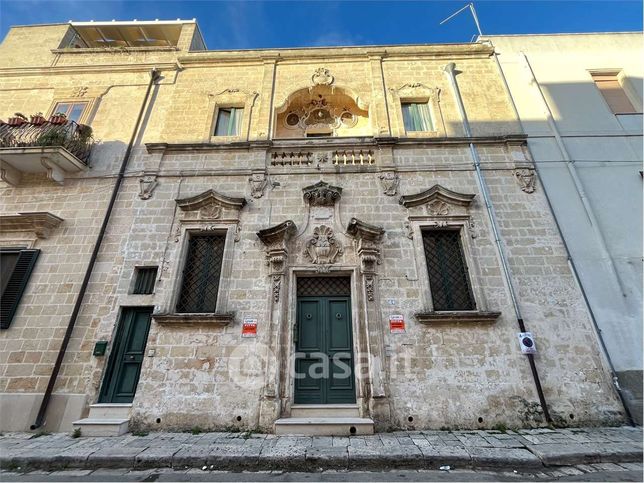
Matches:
[347,218,385,301]
[41,157,64,184]
[0,160,21,186]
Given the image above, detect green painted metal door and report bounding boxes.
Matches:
[99,307,152,403]
[294,296,355,404]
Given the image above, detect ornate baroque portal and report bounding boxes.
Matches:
[256,181,390,429]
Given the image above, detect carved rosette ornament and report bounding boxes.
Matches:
[249,172,268,199]
[138,174,158,200]
[257,221,297,303]
[378,171,399,196]
[302,181,342,206]
[514,168,536,193]
[305,225,343,265]
[347,218,385,302]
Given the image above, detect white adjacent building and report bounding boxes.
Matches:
[481,32,643,423]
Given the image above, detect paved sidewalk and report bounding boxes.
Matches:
[1,426,641,473]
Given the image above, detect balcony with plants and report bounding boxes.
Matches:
[0,112,94,186]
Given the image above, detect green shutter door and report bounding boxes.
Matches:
[99,307,152,403]
[294,296,355,404]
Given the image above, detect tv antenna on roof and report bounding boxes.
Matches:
[439,2,483,39]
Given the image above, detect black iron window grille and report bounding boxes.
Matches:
[297,277,351,297]
[176,234,226,313]
[132,266,158,295]
[422,229,475,311]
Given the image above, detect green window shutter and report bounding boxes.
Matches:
[0,249,40,329]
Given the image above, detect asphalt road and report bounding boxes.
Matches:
[1,467,642,482]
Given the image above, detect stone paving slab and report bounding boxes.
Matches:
[0,426,640,473]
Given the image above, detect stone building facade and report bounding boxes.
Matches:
[0,21,626,434]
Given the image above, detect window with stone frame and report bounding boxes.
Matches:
[401,102,433,132]
[213,107,243,136]
[421,229,475,311]
[176,233,226,313]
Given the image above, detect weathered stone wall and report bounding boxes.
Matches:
[0,22,624,432]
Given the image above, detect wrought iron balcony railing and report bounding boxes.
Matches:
[0,119,94,164]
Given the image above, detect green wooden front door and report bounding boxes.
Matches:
[294,296,355,404]
[99,307,152,403]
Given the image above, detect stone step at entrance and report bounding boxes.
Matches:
[290,404,360,418]
[71,418,130,436]
[274,417,374,436]
[72,403,132,436]
[88,403,132,419]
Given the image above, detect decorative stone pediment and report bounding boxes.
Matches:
[399,185,475,212]
[388,82,440,102]
[177,190,246,217]
[0,212,63,239]
[303,181,342,207]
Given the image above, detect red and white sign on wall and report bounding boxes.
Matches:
[389,314,406,334]
[242,318,258,338]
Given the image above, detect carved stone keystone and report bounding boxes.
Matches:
[302,181,342,206]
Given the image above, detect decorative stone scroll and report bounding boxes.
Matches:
[302,181,342,206]
[138,173,158,200]
[249,172,268,199]
[378,171,399,196]
[312,67,334,86]
[514,168,536,193]
[347,218,385,302]
[257,220,297,303]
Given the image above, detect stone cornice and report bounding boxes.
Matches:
[176,42,494,65]
[0,212,64,239]
[0,62,181,78]
[145,135,527,154]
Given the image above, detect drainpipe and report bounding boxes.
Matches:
[443,62,552,424]
[485,44,634,425]
[31,68,161,430]
[518,52,627,299]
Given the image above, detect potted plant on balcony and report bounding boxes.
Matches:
[49,112,68,125]
[30,113,46,125]
[7,113,27,126]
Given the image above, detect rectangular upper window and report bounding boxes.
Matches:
[591,73,637,114]
[402,102,433,132]
[176,234,226,313]
[214,107,243,136]
[1,248,40,329]
[132,266,158,295]
[422,230,475,311]
[53,101,88,123]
